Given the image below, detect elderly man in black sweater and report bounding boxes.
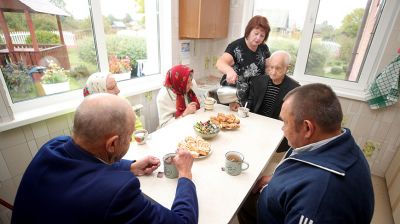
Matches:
[247,50,300,152]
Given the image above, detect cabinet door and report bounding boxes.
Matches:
[179,0,229,39]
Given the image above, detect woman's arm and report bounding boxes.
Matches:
[216,53,238,84]
[156,88,177,127]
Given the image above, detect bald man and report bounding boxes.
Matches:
[12,94,198,224]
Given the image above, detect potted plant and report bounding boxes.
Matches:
[1,62,36,101]
[41,61,70,95]
[108,55,132,81]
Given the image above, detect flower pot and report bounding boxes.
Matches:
[42,81,70,95]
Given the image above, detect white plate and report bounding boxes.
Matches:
[195,148,212,159]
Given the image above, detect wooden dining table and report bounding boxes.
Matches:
[123,104,284,223]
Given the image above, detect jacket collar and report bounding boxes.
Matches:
[280,128,359,176]
[64,137,104,164]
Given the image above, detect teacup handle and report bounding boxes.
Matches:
[241,161,249,171]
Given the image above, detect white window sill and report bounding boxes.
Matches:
[294,77,367,102]
[0,74,164,132]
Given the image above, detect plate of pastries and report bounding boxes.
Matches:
[178,136,212,159]
[210,113,240,129]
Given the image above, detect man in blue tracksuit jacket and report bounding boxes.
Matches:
[244,84,374,223]
[12,94,198,224]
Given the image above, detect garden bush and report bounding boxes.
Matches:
[69,64,90,80]
[77,37,97,65]
[305,41,329,76]
[26,30,59,44]
[267,37,298,75]
[330,66,343,74]
[1,62,36,102]
[77,35,147,69]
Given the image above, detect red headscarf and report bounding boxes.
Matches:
[164,65,200,117]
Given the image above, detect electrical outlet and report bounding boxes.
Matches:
[212,56,218,69]
[362,140,381,157]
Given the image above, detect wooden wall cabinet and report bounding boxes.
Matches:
[179,0,230,39]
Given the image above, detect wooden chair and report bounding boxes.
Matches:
[0,198,13,210]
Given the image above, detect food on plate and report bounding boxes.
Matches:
[193,120,220,135]
[178,136,211,158]
[210,113,240,129]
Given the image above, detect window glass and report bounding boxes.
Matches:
[254,0,308,75]
[0,0,160,105]
[0,0,97,103]
[99,0,160,81]
[305,0,380,81]
[253,0,384,83]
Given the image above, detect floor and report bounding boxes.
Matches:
[229,153,395,224]
[371,175,395,224]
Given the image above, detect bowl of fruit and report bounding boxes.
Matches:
[193,120,220,139]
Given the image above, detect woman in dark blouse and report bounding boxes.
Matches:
[216,15,271,110]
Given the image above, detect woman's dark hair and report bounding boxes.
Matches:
[244,15,271,43]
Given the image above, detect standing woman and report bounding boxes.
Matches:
[156,65,200,128]
[216,15,271,110]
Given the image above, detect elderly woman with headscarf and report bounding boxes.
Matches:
[83,72,143,130]
[156,65,200,128]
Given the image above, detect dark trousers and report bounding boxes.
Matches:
[238,192,260,224]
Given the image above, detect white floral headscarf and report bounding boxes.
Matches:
[83,72,108,97]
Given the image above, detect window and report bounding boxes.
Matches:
[253,0,395,99]
[303,0,380,82]
[99,0,160,81]
[254,0,308,75]
[0,0,159,112]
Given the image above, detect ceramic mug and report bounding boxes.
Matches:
[163,153,178,179]
[204,97,216,110]
[225,151,249,176]
[133,129,148,145]
[238,107,249,118]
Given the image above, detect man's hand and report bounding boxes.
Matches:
[252,175,272,194]
[173,148,194,179]
[229,102,240,111]
[130,156,160,176]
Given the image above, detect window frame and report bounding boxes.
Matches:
[0,0,162,115]
[251,0,399,101]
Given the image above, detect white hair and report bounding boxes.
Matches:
[84,72,109,96]
[270,50,291,67]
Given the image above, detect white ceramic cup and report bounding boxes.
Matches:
[133,129,148,145]
[204,97,216,110]
[225,151,249,176]
[238,107,249,118]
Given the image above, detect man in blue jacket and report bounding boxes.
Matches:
[241,83,374,223]
[12,93,198,224]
